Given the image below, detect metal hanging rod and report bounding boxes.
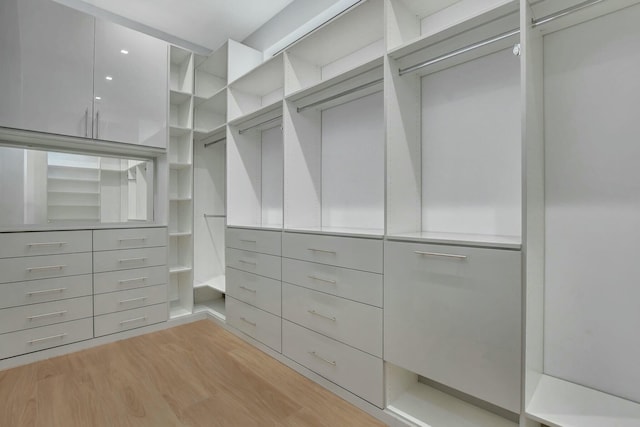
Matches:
[238,115,282,135]
[532,0,604,27]
[204,137,225,148]
[297,78,384,113]
[204,214,226,218]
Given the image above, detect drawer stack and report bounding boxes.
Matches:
[281,232,384,407]
[0,231,93,359]
[92,228,169,337]
[225,228,282,352]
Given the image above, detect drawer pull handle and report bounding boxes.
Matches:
[27,287,67,296]
[26,265,66,273]
[307,275,336,285]
[120,316,147,325]
[119,297,147,304]
[29,333,67,345]
[28,310,67,321]
[308,248,336,255]
[118,277,148,285]
[240,239,257,243]
[118,257,147,264]
[309,351,336,366]
[239,260,257,266]
[239,285,257,293]
[118,237,147,242]
[27,242,67,248]
[414,251,467,260]
[240,317,256,327]
[308,309,336,322]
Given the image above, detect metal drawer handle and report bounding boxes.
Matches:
[119,296,147,304]
[239,285,257,293]
[307,275,336,285]
[240,317,256,327]
[118,237,147,242]
[240,239,257,243]
[118,277,148,285]
[308,309,336,322]
[414,251,467,260]
[118,257,147,264]
[27,265,66,273]
[27,287,67,296]
[28,310,68,321]
[239,260,257,266]
[309,351,336,366]
[308,248,336,254]
[120,316,147,325]
[29,333,67,345]
[27,242,67,248]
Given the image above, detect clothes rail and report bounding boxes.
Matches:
[204,137,226,148]
[296,78,383,113]
[238,116,282,135]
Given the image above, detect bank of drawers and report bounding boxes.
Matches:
[226,228,282,352]
[281,232,384,407]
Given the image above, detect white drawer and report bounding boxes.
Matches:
[0,230,91,259]
[282,232,382,273]
[282,320,383,407]
[226,268,281,316]
[0,252,92,284]
[226,228,281,256]
[0,296,92,335]
[93,227,167,251]
[94,284,168,316]
[0,318,93,360]
[226,297,281,352]
[384,241,522,413]
[226,248,281,280]
[94,303,168,337]
[282,283,382,357]
[94,266,168,294]
[93,247,167,273]
[282,258,382,307]
[0,274,92,309]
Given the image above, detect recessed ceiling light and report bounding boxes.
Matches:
[95,96,101,100]
[105,76,113,81]
[120,49,129,54]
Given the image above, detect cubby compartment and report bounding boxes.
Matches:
[169,270,193,318]
[170,45,193,94]
[227,108,283,230]
[193,90,227,141]
[169,90,193,130]
[284,0,383,96]
[168,199,192,235]
[168,127,192,167]
[169,234,192,272]
[168,166,192,201]
[194,50,227,99]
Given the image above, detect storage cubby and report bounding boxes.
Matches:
[227,108,283,229]
[284,0,383,96]
[47,157,101,222]
[193,90,227,141]
[168,127,192,167]
[386,3,521,248]
[169,91,193,129]
[194,50,227,99]
[169,45,193,94]
[169,270,193,318]
[169,167,192,201]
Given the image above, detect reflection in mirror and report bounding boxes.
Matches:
[0,145,154,227]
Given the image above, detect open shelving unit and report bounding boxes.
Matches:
[47,155,101,222]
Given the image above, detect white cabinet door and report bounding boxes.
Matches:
[0,0,94,137]
[93,20,167,148]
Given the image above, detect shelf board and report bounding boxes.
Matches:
[386,231,521,250]
[387,381,517,427]
[47,190,100,195]
[169,265,192,274]
[169,231,192,237]
[526,374,640,427]
[48,203,100,208]
[169,304,192,319]
[169,197,193,202]
[169,162,192,170]
[284,226,384,239]
[227,223,283,232]
[47,164,100,172]
[170,90,192,105]
[193,124,226,142]
[47,177,100,183]
[169,126,192,137]
[194,87,227,107]
[194,298,225,321]
[194,275,226,294]
[228,101,282,128]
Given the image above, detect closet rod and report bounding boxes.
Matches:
[204,137,226,148]
[297,78,383,113]
[238,116,282,135]
[532,0,605,27]
[204,214,226,218]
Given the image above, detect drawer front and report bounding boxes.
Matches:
[384,241,522,413]
[94,266,168,294]
[282,233,383,273]
[0,318,93,360]
[282,320,383,407]
[94,284,168,316]
[93,227,167,251]
[0,274,92,309]
[282,283,382,357]
[226,228,281,256]
[226,248,281,280]
[226,297,281,352]
[94,303,168,337]
[0,231,91,259]
[226,268,281,316]
[0,253,92,284]
[0,296,92,334]
[282,258,382,307]
[93,247,167,273]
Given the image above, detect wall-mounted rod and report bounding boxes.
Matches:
[204,137,226,148]
[297,78,383,113]
[532,0,604,27]
[204,214,226,218]
[238,116,282,135]
[398,28,520,76]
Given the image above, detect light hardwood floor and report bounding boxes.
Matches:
[0,320,386,426]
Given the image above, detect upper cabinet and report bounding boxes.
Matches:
[0,0,167,149]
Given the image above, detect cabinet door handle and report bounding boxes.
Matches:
[238,260,257,266]
[28,310,67,321]
[118,237,147,242]
[28,333,67,345]
[308,248,336,254]
[84,108,89,137]
[95,111,99,139]
[240,239,257,243]
[120,316,147,325]
[118,277,148,285]
[240,317,256,327]
[26,265,66,273]
[307,275,336,285]
[308,351,336,366]
[118,257,147,264]
[413,251,468,260]
[119,296,147,304]
[27,242,67,248]
[307,309,336,322]
[239,285,257,293]
[27,287,67,296]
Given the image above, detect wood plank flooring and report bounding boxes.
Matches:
[0,320,386,426]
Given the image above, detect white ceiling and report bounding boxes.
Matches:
[54,0,296,54]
